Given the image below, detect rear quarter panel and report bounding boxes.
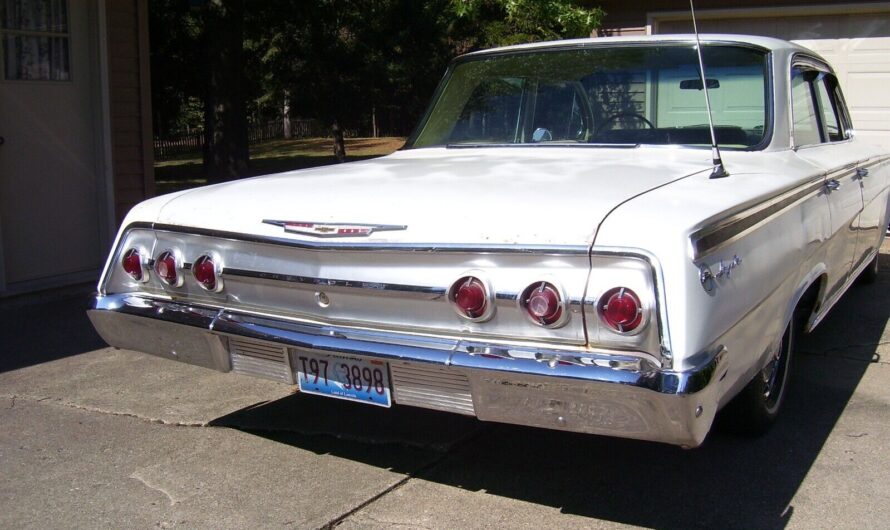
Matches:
[592,150,831,404]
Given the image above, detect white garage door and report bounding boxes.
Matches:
[654,11,890,149]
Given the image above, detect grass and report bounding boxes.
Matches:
[154,137,406,195]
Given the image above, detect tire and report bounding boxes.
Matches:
[858,253,880,285]
[722,319,794,436]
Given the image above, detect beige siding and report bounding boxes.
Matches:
[588,0,890,33]
[106,0,154,225]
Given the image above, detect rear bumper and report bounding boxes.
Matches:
[88,293,725,447]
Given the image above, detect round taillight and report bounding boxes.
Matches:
[599,287,643,333]
[121,248,145,282]
[520,281,565,327]
[193,254,219,291]
[154,250,180,286]
[448,276,491,321]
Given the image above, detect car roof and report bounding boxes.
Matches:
[460,34,818,58]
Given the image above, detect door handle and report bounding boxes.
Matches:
[857,167,869,178]
[825,179,841,191]
[0,136,4,146]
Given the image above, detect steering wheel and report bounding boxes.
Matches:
[596,113,655,133]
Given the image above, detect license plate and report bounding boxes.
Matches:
[294,350,392,408]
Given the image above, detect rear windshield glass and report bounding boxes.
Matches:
[408,44,769,149]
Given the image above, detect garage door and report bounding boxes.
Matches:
[654,11,890,149]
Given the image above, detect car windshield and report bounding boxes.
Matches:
[407,44,769,149]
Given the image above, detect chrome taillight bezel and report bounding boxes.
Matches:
[597,286,648,335]
[154,249,184,288]
[518,279,570,328]
[121,247,150,283]
[447,272,495,323]
[192,252,224,292]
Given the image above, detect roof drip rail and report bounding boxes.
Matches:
[689,0,729,179]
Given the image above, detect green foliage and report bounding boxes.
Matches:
[148,0,205,137]
[450,0,604,47]
[150,0,604,140]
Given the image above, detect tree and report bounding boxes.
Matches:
[150,1,604,171]
[148,0,203,138]
[201,0,249,182]
[449,0,604,49]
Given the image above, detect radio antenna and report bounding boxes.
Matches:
[690,0,728,178]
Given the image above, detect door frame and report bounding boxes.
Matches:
[0,0,114,296]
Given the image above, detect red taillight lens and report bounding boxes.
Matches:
[122,248,144,281]
[449,276,489,320]
[193,255,217,291]
[519,282,565,326]
[155,251,179,286]
[599,287,643,333]
[521,282,564,326]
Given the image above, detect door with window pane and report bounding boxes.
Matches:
[0,0,102,289]
[791,66,864,297]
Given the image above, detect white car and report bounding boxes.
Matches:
[89,35,890,447]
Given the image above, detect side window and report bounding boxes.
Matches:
[531,82,588,142]
[814,74,847,142]
[450,77,525,144]
[826,75,853,138]
[791,67,822,146]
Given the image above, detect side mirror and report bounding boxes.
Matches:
[532,128,552,143]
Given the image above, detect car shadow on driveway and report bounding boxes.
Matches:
[214,252,890,529]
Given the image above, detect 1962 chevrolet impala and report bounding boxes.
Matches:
[88,35,890,447]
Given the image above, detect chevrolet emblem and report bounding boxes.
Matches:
[262,220,407,238]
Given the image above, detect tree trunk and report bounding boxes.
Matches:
[332,120,346,163]
[283,92,292,140]
[203,0,249,183]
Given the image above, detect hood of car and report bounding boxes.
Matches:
[153,147,712,247]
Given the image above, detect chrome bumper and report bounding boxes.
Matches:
[88,293,725,447]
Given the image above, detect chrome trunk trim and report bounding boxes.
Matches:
[137,222,590,255]
[222,267,447,298]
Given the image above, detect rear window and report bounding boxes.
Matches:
[409,44,769,149]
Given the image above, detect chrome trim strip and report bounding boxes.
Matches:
[690,153,889,260]
[133,222,589,255]
[221,268,586,306]
[792,54,834,76]
[89,293,722,396]
[859,154,890,171]
[690,175,826,260]
[223,267,447,297]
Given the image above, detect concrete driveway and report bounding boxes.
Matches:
[2,242,889,529]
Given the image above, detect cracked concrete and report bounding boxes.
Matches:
[0,395,442,529]
[0,347,294,426]
[0,393,210,427]
[130,471,180,507]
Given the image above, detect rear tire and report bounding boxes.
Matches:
[723,319,794,436]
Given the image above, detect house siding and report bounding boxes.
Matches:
[586,0,890,34]
[106,0,154,225]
